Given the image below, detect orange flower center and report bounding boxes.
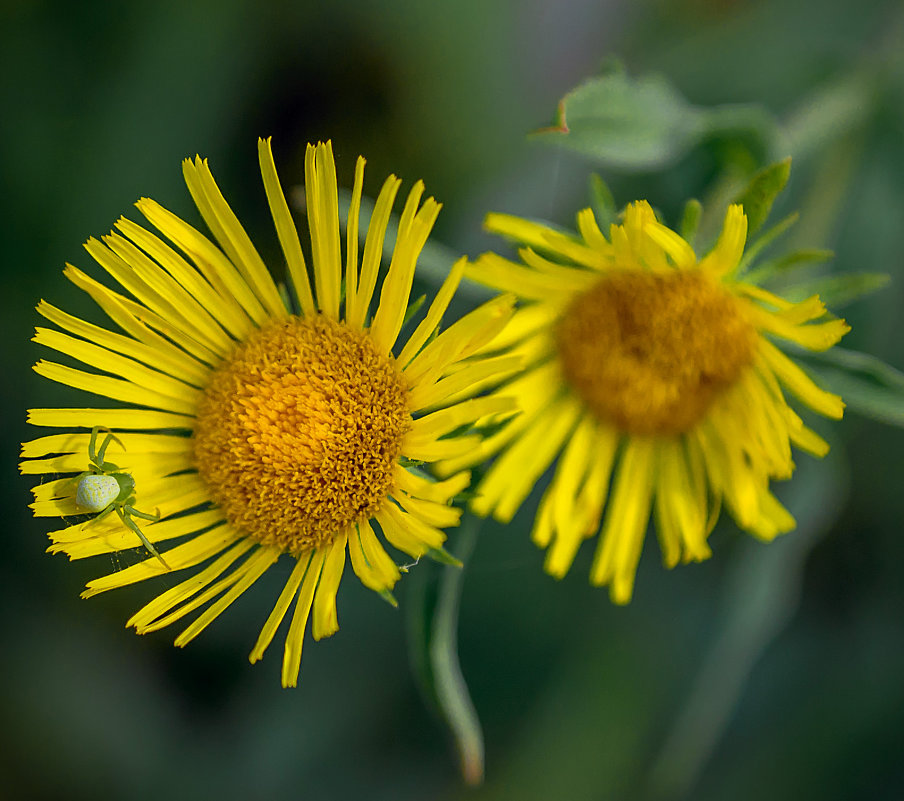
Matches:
[193,315,411,553]
[555,269,756,435]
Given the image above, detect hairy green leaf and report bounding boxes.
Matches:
[733,158,791,235]
[531,69,776,171]
[780,272,890,309]
[744,247,832,284]
[798,347,904,427]
[679,199,703,248]
[589,173,617,230]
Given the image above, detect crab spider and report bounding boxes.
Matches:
[73,426,171,571]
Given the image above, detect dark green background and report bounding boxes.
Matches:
[3,0,903,799]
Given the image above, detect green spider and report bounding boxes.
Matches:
[73,426,170,570]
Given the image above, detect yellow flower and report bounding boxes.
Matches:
[21,139,517,687]
[441,201,849,604]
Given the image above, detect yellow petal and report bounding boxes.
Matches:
[519,247,601,287]
[751,306,850,352]
[698,204,748,276]
[26,407,194,431]
[347,174,402,329]
[654,438,711,569]
[48,507,224,554]
[102,229,238,351]
[136,197,266,328]
[466,253,582,300]
[305,142,342,318]
[83,235,225,348]
[63,264,221,366]
[758,340,845,418]
[33,328,203,400]
[401,433,483,462]
[403,293,516,385]
[312,532,348,641]
[344,156,366,321]
[434,361,563,476]
[590,437,656,604]
[540,415,612,578]
[393,465,471,505]
[174,545,281,647]
[134,541,262,634]
[576,208,609,253]
[406,396,517,443]
[472,396,581,523]
[282,548,326,687]
[113,216,241,349]
[370,193,442,353]
[376,503,445,557]
[249,553,312,664]
[183,156,287,319]
[33,360,197,415]
[484,211,608,269]
[37,300,210,386]
[745,491,796,541]
[469,301,560,358]
[397,258,466,367]
[21,431,192,459]
[352,518,401,590]
[394,492,462,529]
[84,525,244,598]
[644,221,697,268]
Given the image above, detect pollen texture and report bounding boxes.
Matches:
[193,315,411,552]
[556,269,756,436]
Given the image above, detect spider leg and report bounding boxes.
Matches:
[123,504,160,523]
[96,429,125,468]
[116,507,171,571]
[87,426,111,469]
[81,504,116,530]
[87,426,100,466]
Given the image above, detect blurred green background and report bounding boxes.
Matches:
[3,0,903,799]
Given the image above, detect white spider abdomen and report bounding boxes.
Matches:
[76,474,120,512]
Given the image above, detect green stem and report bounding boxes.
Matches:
[643,457,844,800]
[430,514,485,785]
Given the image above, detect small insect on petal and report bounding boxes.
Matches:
[76,474,120,512]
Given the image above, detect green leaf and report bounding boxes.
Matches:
[531,69,776,172]
[784,72,877,160]
[589,173,617,230]
[401,293,426,328]
[532,71,707,170]
[377,588,399,608]
[450,487,480,504]
[732,158,791,235]
[778,272,890,309]
[798,347,904,427]
[736,211,799,276]
[679,199,703,248]
[276,281,294,314]
[743,247,832,284]
[427,546,464,568]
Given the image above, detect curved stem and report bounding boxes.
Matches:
[430,514,485,785]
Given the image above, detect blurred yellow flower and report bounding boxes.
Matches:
[21,139,517,687]
[442,201,849,603]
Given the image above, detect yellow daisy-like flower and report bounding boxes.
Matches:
[21,139,517,686]
[442,201,849,604]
